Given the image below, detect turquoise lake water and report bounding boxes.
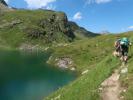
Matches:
[0,51,76,100]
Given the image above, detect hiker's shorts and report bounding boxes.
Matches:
[121,45,129,56]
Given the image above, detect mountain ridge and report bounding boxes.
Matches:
[0,0,7,6]
[0,0,98,48]
[0,0,13,12]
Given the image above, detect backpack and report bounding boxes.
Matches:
[120,38,129,46]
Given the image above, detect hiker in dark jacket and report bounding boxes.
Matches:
[114,37,132,63]
[119,37,131,63]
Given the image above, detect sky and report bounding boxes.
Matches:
[5,0,133,33]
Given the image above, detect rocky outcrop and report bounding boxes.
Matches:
[47,56,76,71]
[38,12,75,42]
[0,0,13,12]
[55,57,76,71]
[56,57,72,68]
[0,0,7,6]
[25,26,46,39]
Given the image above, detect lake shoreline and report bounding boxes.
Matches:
[0,49,77,100]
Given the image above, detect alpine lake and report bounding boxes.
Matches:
[0,50,76,100]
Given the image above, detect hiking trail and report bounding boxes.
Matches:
[100,63,128,100]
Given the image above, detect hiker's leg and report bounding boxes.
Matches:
[124,46,129,62]
[120,49,125,62]
[113,51,116,56]
[118,51,121,57]
[114,47,121,57]
[124,56,128,62]
[124,52,128,63]
[120,56,124,62]
[113,51,119,57]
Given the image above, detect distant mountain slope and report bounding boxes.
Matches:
[0,0,98,48]
[0,0,7,6]
[68,21,98,39]
[0,0,13,12]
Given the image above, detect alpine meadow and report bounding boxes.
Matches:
[0,0,133,100]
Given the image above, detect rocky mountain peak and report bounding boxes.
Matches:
[0,0,8,6]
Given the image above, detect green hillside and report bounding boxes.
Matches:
[0,0,97,49]
[0,0,133,100]
[45,31,133,100]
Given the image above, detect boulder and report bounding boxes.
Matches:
[56,57,73,69]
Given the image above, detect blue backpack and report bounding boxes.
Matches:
[120,37,129,46]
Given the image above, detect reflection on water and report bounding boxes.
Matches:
[0,50,76,100]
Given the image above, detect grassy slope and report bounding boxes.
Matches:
[0,9,133,100]
[0,10,44,48]
[120,32,133,100]
[45,32,133,100]
[121,57,133,100]
[46,56,119,100]
[0,9,97,50]
[0,10,70,49]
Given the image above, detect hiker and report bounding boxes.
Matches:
[120,37,131,63]
[114,37,132,63]
[113,39,121,57]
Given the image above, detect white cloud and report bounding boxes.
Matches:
[73,12,82,20]
[24,0,56,9]
[128,26,133,29]
[122,26,133,32]
[86,0,112,4]
[96,0,111,4]
[45,4,56,10]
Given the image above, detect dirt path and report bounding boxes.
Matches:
[100,69,121,100]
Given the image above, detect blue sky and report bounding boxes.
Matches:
[5,0,133,33]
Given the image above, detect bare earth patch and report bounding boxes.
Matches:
[100,70,122,100]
